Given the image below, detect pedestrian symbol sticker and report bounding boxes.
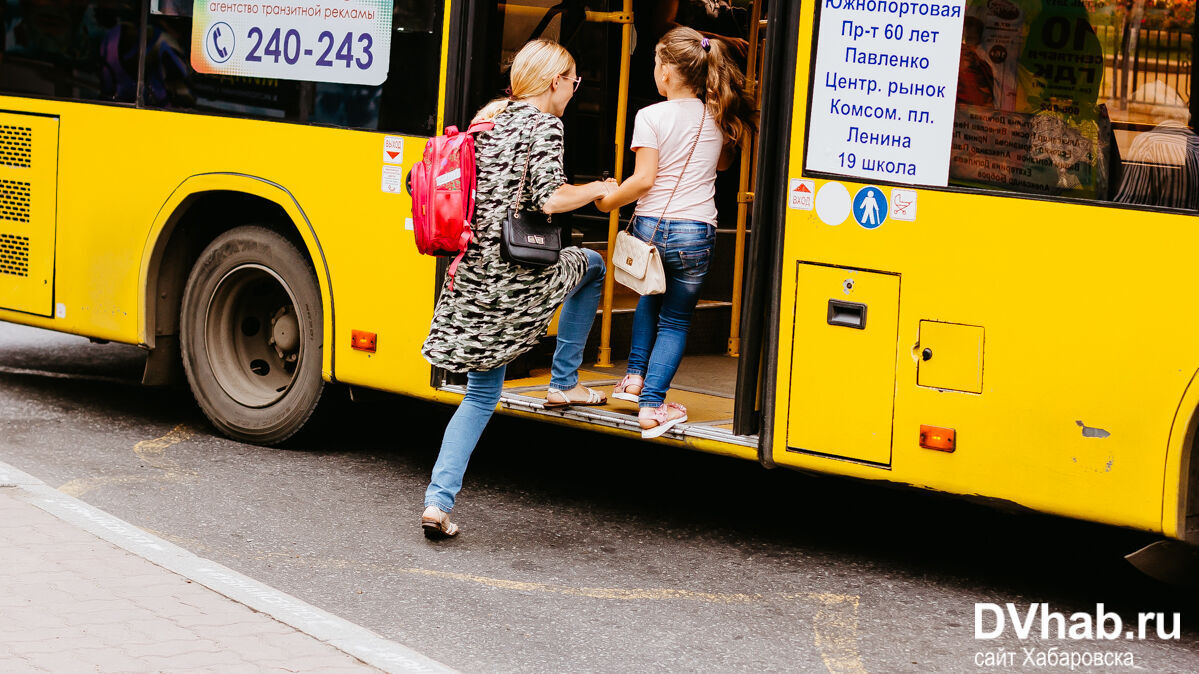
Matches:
[853,186,887,230]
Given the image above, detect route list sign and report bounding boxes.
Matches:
[807,0,967,186]
[192,1,393,86]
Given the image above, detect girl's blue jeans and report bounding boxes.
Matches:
[424,248,606,512]
[625,216,716,409]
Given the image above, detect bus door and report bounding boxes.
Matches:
[449,1,773,443]
[0,114,57,317]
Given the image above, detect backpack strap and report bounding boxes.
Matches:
[446,224,472,291]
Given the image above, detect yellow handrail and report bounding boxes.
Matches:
[728,0,764,358]
[596,0,634,367]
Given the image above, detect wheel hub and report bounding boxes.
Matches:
[204,264,303,408]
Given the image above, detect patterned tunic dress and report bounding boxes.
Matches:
[422,101,589,372]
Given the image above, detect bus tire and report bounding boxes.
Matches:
[180,226,324,445]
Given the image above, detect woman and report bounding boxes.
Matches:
[597,27,756,438]
[420,40,615,538]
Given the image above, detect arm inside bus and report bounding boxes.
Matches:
[542,181,613,214]
[595,147,659,213]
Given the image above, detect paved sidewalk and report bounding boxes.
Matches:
[0,463,454,673]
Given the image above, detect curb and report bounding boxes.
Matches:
[0,459,457,674]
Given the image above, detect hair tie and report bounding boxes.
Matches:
[701,37,711,52]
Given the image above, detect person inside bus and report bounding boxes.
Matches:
[596,27,756,438]
[420,40,617,539]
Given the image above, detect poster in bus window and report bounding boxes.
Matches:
[190,1,394,86]
[805,0,968,187]
[947,0,1112,199]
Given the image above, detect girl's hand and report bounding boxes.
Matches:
[593,179,617,201]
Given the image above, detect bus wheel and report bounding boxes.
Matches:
[180,226,324,445]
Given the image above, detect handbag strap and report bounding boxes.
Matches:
[626,104,708,238]
[512,117,544,210]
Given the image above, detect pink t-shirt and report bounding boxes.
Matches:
[630,98,725,226]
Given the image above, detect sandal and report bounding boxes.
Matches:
[421,506,459,539]
[638,402,688,439]
[612,374,643,403]
[544,385,607,408]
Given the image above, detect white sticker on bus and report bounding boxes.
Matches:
[815,182,851,226]
[788,179,815,210]
[890,189,917,221]
[191,1,394,86]
[382,165,404,194]
[383,136,404,165]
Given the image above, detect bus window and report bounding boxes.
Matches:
[0,0,143,104]
[948,0,1197,209]
[143,1,444,136]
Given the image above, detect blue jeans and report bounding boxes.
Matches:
[625,216,715,409]
[424,248,606,512]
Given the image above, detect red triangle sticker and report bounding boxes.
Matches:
[795,184,811,193]
[387,151,401,159]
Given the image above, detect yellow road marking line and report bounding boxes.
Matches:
[812,593,870,674]
[134,424,196,462]
[57,474,178,497]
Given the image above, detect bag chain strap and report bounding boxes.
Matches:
[512,116,544,211]
[628,104,708,240]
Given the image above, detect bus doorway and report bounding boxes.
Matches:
[444,0,770,448]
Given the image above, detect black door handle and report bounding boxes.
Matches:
[827,300,867,330]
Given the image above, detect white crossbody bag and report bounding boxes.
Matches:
[612,106,707,296]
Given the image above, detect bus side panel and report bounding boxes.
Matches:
[0,96,441,400]
[769,2,1181,534]
[0,113,57,318]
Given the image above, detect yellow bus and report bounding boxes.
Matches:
[0,0,1196,548]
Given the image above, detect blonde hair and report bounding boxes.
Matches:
[474,40,576,123]
[656,27,757,145]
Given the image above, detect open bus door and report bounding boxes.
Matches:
[440,0,796,455]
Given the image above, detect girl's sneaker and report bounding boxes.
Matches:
[638,402,687,439]
[612,374,643,403]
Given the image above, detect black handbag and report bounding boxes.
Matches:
[500,119,561,267]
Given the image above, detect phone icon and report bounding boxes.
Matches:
[205,22,234,64]
[212,27,228,59]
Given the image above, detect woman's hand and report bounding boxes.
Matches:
[543,180,616,214]
[593,179,618,204]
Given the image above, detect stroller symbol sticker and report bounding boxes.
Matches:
[206,22,235,64]
[890,188,917,221]
[853,186,887,230]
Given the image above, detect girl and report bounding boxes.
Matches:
[420,41,616,538]
[597,27,756,438]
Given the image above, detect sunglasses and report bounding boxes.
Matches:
[560,74,582,91]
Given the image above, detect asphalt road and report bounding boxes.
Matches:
[0,321,1196,673]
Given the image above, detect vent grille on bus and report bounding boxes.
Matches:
[0,125,32,168]
[0,180,31,223]
[0,233,29,277]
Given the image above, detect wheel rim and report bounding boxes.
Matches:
[204,263,304,409]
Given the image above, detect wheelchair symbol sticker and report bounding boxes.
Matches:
[206,22,234,64]
[853,186,887,230]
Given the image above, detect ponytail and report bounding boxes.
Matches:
[656,27,758,144]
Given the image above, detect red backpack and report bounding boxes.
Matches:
[407,122,494,289]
